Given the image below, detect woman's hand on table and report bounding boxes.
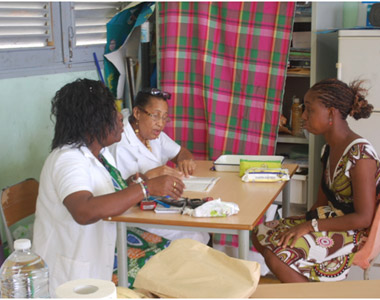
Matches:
[145,165,184,180]
[146,175,185,199]
[177,159,196,177]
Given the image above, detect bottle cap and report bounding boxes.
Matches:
[293,97,300,104]
[14,239,31,250]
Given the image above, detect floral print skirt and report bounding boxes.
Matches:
[253,218,367,281]
[113,227,171,288]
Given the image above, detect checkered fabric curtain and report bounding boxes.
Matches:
[157,2,295,159]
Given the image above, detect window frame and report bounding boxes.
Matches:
[0,2,121,80]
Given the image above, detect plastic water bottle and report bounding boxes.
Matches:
[0,239,49,298]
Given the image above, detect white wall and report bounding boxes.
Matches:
[0,71,99,188]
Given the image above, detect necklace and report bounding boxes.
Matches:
[145,140,152,152]
[133,121,152,152]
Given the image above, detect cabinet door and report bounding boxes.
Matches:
[338,31,380,154]
[338,32,380,109]
[348,112,380,154]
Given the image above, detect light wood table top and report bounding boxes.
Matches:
[111,160,298,287]
[252,279,380,298]
[109,160,298,231]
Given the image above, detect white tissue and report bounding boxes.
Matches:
[55,279,116,299]
[183,198,239,217]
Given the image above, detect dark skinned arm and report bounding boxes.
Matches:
[278,158,377,248]
[63,175,185,225]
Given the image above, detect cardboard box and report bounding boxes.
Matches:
[292,31,311,49]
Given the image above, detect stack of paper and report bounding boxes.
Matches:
[182,176,220,193]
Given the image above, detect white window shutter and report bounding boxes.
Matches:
[0,2,52,49]
[72,2,123,47]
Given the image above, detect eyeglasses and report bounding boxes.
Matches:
[138,107,171,124]
[141,88,171,100]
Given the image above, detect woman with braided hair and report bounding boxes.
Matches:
[252,78,380,282]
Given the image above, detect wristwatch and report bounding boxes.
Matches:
[311,218,319,232]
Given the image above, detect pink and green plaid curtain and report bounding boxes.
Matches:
[157,2,295,160]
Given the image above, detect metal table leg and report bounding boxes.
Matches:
[282,180,291,218]
[238,230,250,260]
[117,222,128,287]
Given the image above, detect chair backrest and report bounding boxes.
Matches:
[353,202,380,270]
[0,178,38,252]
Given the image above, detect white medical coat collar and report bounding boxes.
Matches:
[124,119,159,162]
[60,144,109,165]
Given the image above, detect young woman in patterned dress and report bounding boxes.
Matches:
[252,78,380,282]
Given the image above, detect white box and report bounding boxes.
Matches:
[289,174,308,204]
[274,174,308,205]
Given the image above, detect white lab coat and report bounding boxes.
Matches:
[109,117,181,179]
[32,146,117,297]
[109,116,210,244]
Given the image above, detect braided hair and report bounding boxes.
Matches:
[309,78,373,120]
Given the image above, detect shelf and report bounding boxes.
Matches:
[294,16,311,23]
[286,72,310,78]
[283,158,308,170]
[287,68,310,77]
[277,133,308,144]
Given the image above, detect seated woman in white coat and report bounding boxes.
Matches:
[32,79,184,295]
[109,88,210,244]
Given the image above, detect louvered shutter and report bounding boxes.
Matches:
[0,2,53,49]
[73,2,123,47]
[61,1,126,64]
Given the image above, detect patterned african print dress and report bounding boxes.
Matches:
[254,138,380,281]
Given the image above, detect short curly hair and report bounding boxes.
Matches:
[51,78,117,150]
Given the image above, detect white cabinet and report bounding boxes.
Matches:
[313,29,380,163]
[310,4,380,209]
[338,30,380,155]
[279,3,380,210]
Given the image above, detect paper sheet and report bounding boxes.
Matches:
[133,239,260,298]
[182,176,220,192]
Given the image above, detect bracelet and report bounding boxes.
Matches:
[143,181,149,197]
[133,175,143,184]
[138,181,149,200]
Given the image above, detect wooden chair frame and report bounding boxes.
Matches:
[0,178,38,252]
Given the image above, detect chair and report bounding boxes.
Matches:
[0,178,38,253]
[352,203,380,280]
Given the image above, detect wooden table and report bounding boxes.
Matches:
[251,280,380,298]
[109,160,298,287]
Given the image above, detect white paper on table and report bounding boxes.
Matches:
[182,176,220,192]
